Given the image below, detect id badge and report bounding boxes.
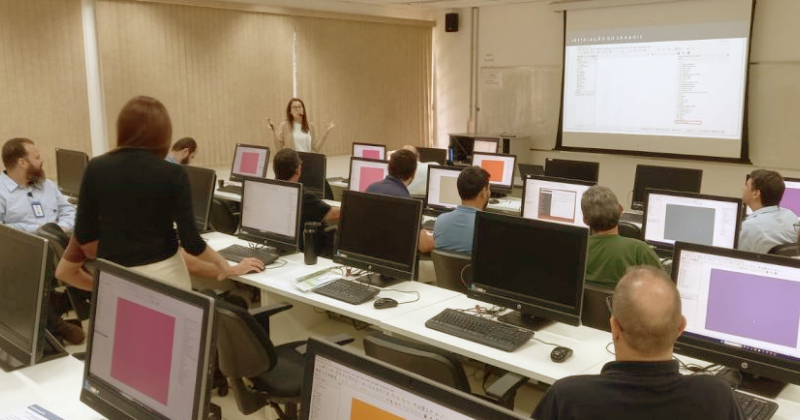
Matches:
[31,201,45,218]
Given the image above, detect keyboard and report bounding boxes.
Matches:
[218,184,243,195]
[313,278,379,305]
[734,390,778,420]
[425,308,535,352]
[341,178,350,184]
[422,219,436,231]
[218,244,279,265]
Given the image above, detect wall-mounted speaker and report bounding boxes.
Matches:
[445,13,459,32]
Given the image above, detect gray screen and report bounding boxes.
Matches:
[664,204,716,246]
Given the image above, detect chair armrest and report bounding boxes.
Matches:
[485,371,527,402]
[250,302,293,333]
[293,333,355,356]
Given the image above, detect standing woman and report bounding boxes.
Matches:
[56,96,231,290]
[268,98,334,153]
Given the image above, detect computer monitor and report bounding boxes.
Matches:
[520,175,594,228]
[0,225,66,372]
[418,147,447,165]
[297,151,327,197]
[470,152,517,195]
[672,241,800,398]
[347,157,389,192]
[780,177,800,216]
[545,158,600,183]
[183,166,216,231]
[469,212,589,328]
[229,143,270,182]
[300,338,525,420]
[352,142,386,160]
[632,165,703,209]
[473,137,500,154]
[55,148,89,198]
[80,259,216,420]
[240,178,302,253]
[425,165,463,212]
[642,189,743,251]
[518,163,544,179]
[334,190,422,287]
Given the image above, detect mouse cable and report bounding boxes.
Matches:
[264,258,288,269]
[460,263,473,289]
[531,336,559,347]
[380,289,420,304]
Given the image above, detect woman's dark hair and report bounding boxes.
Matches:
[116,96,172,158]
[285,98,310,134]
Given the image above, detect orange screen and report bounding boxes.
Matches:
[350,399,405,420]
[481,160,505,182]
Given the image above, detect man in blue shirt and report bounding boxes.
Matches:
[433,166,490,255]
[0,138,75,233]
[366,148,417,198]
[165,137,197,165]
[739,169,798,254]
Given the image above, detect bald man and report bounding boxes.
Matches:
[533,266,744,420]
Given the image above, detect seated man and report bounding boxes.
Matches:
[273,148,341,229]
[165,137,197,165]
[533,266,744,420]
[401,145,431,196]
[739,169,798,254]
[366,148,417,198]
[581,186,661,286]
[433,166,489,256]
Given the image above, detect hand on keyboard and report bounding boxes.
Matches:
[227,257,265,275]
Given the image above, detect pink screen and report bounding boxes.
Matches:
[239,152,260,175]
[359,167,385,191]
[110,298,176,405]
[362,149,381,160]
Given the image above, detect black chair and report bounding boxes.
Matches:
[617,220,643,240]
[214,298,352,419]
[430,249,472,292]
[363,332,526,410]
[769,243,800,257]
[209,198,240,235]
[35,223,92,321]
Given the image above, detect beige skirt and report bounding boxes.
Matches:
[130,251,192,291]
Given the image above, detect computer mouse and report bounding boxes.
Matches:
[489,198,500,204]
[373,298,398,309]
[550,346,573,363]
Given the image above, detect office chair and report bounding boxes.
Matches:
[430,249,472,292]
[363,332,527,410]
[581,282,614,332]
[35,223,92,321]
[213,297,352,419]
[617,220,643,240]
[209,198,240,235]
[769,243,800,257]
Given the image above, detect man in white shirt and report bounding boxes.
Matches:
[739,169,798,254]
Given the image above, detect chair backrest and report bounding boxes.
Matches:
[363,333,471,392]
[209,198,240,235]
[430,249,472,292]
[617,220,642,240]
[769,242,800,257]
[35,222,69,267]
[581,282,614,332]
[214,298,277,379]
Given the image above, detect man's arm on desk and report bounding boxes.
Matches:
[181,249,265,278]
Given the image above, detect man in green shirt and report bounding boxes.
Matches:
[581,186,662,287]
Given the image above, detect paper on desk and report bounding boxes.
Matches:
[295,273,342,293]
[1,404,66,420]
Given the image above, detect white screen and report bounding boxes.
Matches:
[307,355,477,420]
[241,180,299,238]
[353,144,386,160]
[231,145,268,178]
[644,192,740,248]
[676,249,800,359]
[89,271,205,420]
[349,159,389,192]
[471,153,515,189]
[561,0,753,159]
[522,178,590,228]
[426,167,462,210]
[473,139,498,154]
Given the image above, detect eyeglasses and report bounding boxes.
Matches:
[794,222,799,233]
[606,295,613,315]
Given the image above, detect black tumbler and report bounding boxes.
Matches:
[304,222,322,265]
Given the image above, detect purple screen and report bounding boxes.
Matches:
[780,187,800,215]
[706,269,800,348]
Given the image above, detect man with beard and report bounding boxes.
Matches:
[432,166,490,256]
[165,137,197,165]
[0,138,75,233]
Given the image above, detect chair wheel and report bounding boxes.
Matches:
[217,384,228,397]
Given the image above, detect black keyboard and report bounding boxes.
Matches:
[425,308,534,352]
[218,184,243,195]
[218,244,279,265]
[341,178,350,184]
[313,278,379,305]
[734,390,778,420]
[422,219,436,231]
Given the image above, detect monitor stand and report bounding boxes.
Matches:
[497,311,553,331]
[716,368,787,399]
[353,273,404,288]
[490,191,507,199]
[0,331,67,372]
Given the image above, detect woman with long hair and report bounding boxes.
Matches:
[268,97,334,153]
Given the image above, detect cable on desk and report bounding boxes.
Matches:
[265,259,288,269]
[531,336,560,347]
[460,263,473,289]
[380,289,420,304]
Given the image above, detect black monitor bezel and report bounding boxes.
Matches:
[55,148,89,198]
[300,338,526,420]
[469,151,517,195]
[347,156,389,192]
[183,165,217,232]
[672,242,800,388]
[417,147,447,165]
[229,143,270,183]
[544,158,600,183]
[80,259,216,420]
[424,165,464,212]
[351,142,387,160]
[519,174,595,226]
[468,212,588,326]
[334,190,421,281]
[632,164,703,207]
[240,177,303,253]
[517,163,544,179]
[642,188,744,250]
[297,151,327,197]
